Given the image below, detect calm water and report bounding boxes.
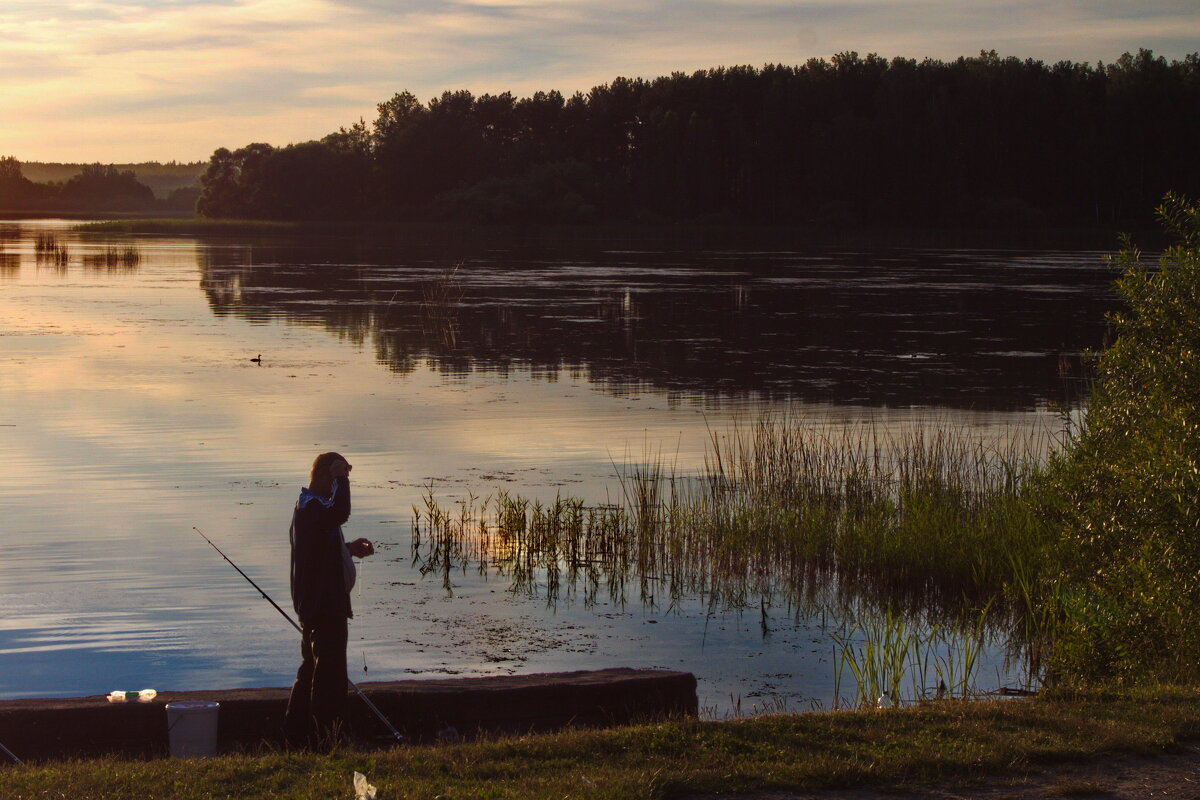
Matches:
[0,220,1115,713]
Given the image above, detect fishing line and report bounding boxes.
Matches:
[190,527,404,744]
[0,740,20,764]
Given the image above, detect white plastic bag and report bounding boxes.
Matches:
[353,771,377,800]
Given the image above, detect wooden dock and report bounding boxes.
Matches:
[0,668,697,760]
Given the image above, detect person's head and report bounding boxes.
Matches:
[309,451,350,497]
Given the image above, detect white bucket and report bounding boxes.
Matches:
[165,700,220,757]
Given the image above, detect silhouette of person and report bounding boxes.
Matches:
[283,452,374,747]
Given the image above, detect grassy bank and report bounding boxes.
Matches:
[2,688,1198,799]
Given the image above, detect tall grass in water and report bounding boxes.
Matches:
[830,605,991,709]
[696,419,1048,615]
[412,417,1053,705]
[82,245,141,271]
[419,264,463,348]
[34,232,69,267]
[412,416,1052,623]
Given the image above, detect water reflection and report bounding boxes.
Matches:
[199,244,1114,410]
[0,221,1106,710]
[0,253,18,280]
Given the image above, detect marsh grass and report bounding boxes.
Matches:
[412,415,1056,704]
[82,245,141,271]
[412,416,1052,620]
[33,232,68,267]
[419,264,464,348]
[33,232,57,254]
[830,605,993,709]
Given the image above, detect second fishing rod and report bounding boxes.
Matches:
[191,526,404,744]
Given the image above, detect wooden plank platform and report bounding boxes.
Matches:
[0,668,697,761]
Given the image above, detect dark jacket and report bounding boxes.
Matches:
[289,477,352,625]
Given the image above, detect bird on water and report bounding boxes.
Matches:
[250,354,263,363]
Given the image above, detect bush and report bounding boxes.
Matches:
[1035,193,1200,682]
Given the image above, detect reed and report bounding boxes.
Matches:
[34,232,69,267]
[34,231,57,254]
[409,415,1061,704]
[419,264,464,348]
[82,245,141,271]
[411,415,1054,625]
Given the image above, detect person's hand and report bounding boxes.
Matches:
[348,538,374,558]
[330,459,352,479]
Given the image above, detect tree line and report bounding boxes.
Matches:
[0,158,201,212]
[20,160,204,199]
[196,49,1200,228]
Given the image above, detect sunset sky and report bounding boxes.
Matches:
[2,0,1197,164]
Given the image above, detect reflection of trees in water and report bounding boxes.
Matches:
[0,253,18,279]
[198,245,1114,409]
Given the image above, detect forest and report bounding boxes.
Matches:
[193,49,1200,228]
[0,159,200,213]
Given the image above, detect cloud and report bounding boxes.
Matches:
[0,0,1195,161]
[89,32,252,56]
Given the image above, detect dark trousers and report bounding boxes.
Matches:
[284,616,348,747]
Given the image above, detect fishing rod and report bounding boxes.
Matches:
[0,740,20,765]
[191,527,404,744]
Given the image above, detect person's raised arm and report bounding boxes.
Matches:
[325,475,351,527]
[307,459,351,528]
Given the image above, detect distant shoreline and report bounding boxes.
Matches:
[66,216,1161,250]
[0,210,193,222]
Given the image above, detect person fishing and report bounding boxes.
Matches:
[284,452,374,747]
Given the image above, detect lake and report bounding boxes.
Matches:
[0,220,1116,714]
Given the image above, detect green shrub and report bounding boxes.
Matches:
[1035,192,1200,682]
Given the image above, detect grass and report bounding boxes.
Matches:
[33,232,69,267]
[409,416,1069,709]
[2,688,1198,799]
[413,416,1054,697]
[413,419,1052,615]
[830,605,992,708]
[411,415,1058,704]
[419,264,464,348]
[82,245,141,271]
